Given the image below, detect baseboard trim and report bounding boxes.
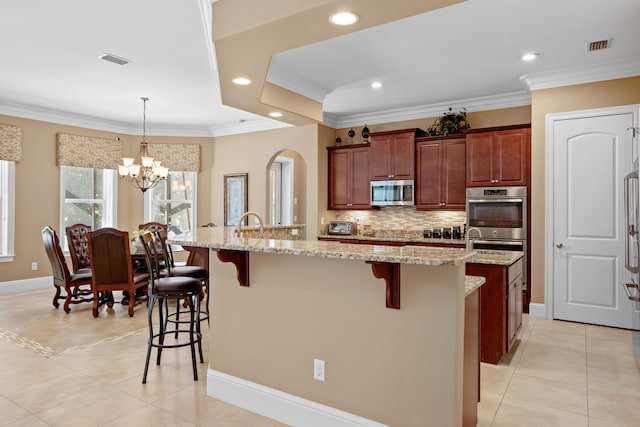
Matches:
[207,369,390,427]
[528,303,546,319]
[0,277,50,295]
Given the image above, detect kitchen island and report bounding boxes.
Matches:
[169,227,479,427]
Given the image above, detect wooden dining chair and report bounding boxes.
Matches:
[138,222,167,234]
[65,223,92,274]
[41,226,93,313]
[87,227,149,317]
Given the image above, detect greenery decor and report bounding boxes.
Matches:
[426,108,470,136]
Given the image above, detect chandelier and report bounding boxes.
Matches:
[118,97,169,193]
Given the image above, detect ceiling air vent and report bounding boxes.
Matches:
[98,53,131,65]
[587,39,611,52]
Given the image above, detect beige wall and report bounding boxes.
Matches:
[529,76,640,304]
[0,114,213,284]
[210,251,465,426]
[335,105,532,144]
[208,124,333,237]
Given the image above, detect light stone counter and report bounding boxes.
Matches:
[170,226,475,266]
[465,275,486,296]
[468,249,523,266]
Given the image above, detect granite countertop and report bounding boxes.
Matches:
[318,233,466,246]
[468,249,523,266]
[170,227,475,266]
[465,275,486,296]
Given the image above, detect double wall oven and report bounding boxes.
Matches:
[466,186,528,290]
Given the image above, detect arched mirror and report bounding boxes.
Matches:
[266,150,306,226]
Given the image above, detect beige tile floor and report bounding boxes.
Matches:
[0,289,639,427]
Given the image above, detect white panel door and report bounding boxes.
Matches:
[553,111,638,329]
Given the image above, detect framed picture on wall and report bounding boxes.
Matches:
[224,173,248,226]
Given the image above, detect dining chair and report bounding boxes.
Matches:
[139,231,203,383]
[41,226,93,313]
[138,222,167,234]
[87,227,148,317]
[155,228,210,333]
[65,223,92,274]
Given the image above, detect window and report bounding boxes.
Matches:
[145,171,196,238]
[269,156,293,225]
[0,160,15,262]
[60,166,117,250]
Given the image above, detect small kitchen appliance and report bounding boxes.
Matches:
[328,221,357,236]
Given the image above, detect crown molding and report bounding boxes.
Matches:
[197,0,218,70]
[0,99,288,137]
[323,91,532,128]
[520,56,640,92]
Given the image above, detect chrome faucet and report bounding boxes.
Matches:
[466,227,482,251]
[236,211,264,237]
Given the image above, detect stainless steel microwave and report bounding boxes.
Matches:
[370,180,415,206]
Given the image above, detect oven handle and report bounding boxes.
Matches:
[467,198,524,204]
[624,170,639,273]
[470,239,523,246]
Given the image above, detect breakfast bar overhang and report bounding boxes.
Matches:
[170,227,479,427]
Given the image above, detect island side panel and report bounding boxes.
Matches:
[208,252,465,427]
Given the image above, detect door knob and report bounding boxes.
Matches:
[556,243,564,248]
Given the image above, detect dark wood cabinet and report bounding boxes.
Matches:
[416,136,466,210]
[466,126,530,187]
[466,257,523,364]
[328,144,371,210]
[369,129,423,180]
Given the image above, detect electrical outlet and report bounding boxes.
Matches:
[313,358,325,381]
[320,217,325,225]
[31,262,38,271]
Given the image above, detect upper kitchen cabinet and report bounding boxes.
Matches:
[369,128,425,181]
[465,125,531,187]
[328,144,371,210]
[416,136,466,210]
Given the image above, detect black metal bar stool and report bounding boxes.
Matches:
[139,232,204,384]
[155,229,210,336]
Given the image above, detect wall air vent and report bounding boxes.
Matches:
[587,39,610,52]
[98,53,131,65]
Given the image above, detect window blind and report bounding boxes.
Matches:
[57,133,122,169]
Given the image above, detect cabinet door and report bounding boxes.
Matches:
[507,278,517,351]
[442,138,466,209]
[466,132,494,186]
[416,140,442,209]
[350,147,371,209]
[370,135,392,180]
[391,132,415,179]
[370,132,415,180]
[329,150,349,208]
[494,128,529,186]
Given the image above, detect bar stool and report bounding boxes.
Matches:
[155,229,210,335]
[139,232,203,384]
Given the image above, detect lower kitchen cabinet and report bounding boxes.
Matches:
[466,257,523,364]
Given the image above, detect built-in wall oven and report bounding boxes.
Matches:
[466,186,528,290]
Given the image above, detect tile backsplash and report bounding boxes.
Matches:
[333,207,467,234]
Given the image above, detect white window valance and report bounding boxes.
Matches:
[57,133,122,169]
[147,143,200,172]
[0,124,22,162]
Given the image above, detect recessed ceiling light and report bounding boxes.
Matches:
[269,112,283,118]
[329,12,359,26]
[371,82,382,89]
[521,53,539,61]
[232,77,252,85]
